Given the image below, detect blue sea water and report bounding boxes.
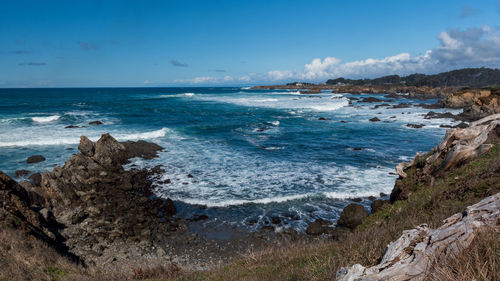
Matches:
[0,87,463,231]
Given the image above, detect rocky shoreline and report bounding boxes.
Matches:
[253,84,500,122]
[1,90,499,278]
[1,134,308,274]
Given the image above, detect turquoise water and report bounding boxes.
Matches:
[0,87,462,231]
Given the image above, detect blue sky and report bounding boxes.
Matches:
[1,0,500,87]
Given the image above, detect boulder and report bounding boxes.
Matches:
[88,121,103,125]
[369,117,381,122]
[406,123,425,128]
[306,218,332,235]
[337,204,368,229]
[27,155,45,164]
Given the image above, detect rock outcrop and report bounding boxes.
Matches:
[6,133,180,268]
[445,89,500,120]
[336,192,500,281]
[337,204,369,229]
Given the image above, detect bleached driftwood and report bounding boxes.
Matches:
[396,113,500,178]
[395,152,421,178]
[336,192,500,281]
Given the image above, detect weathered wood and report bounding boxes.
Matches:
[337,192,500,281]
[396,114,500,178]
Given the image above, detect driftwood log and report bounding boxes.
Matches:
[395,114,500,178]
[336,192,500,281]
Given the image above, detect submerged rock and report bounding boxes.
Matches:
[88,120,103,125]
[369,117,381,122]
[27,155,45,164]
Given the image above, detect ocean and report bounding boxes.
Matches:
[0,87,462,231]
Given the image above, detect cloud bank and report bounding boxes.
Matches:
[180,26,500,84]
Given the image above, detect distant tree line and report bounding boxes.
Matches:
[325,68,500,88]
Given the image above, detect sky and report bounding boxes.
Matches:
[1,0,500,87]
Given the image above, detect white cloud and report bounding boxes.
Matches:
[178,26,500,84]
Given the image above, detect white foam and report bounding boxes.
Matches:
[115,127,169,140]
[32,115,60,123]
[241,87,251,90]
[271,121,280,126]
[178,193,314,207]
[0,127,170,147]
[184,93,195,97]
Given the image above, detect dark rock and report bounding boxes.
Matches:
[371,199,390,213]
[391,103,412,109]
[78,136,95,157]
[455,122,469,128]
[406,124,425,129]
[27,155,45,164]
[390,179,411,203]
[189,214,208,222]
[368,196,376,201]
[349,197,362,202]
[247,219,258,225]
[14,170,30,178]
[359,97,383,103]
[271,216,281,225]
[330,228,350,241]
[380,192,388,197]
[369,117,381,122]
[29,173,42,186]
[65,125,80,129]
[340,120,349,123]
[352,147,363,151]
[187,174,194,178]
[306,218,332,235]
[337,204,369,229]
[346,97,359,101]
[261,225,275,232]
[88,121,103,125]
[390,116,396,118]
[373,103,391,109]
[318,117,327,120]
[121,140,163,161]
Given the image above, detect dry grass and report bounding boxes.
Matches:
[0,143,497,281]
[429,229,499,281]
[172,143,500,281]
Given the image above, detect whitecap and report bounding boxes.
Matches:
[0,127,170,147]
[32,115,60,123]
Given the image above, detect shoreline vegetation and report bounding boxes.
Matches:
[1,68,499,280]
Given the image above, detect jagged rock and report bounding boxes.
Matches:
[406,123,425,129]
[29,173,42,186]
[337,204,368,229]
[27,155,45,163]
[337,192,500,281]
[78,136,95,157]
